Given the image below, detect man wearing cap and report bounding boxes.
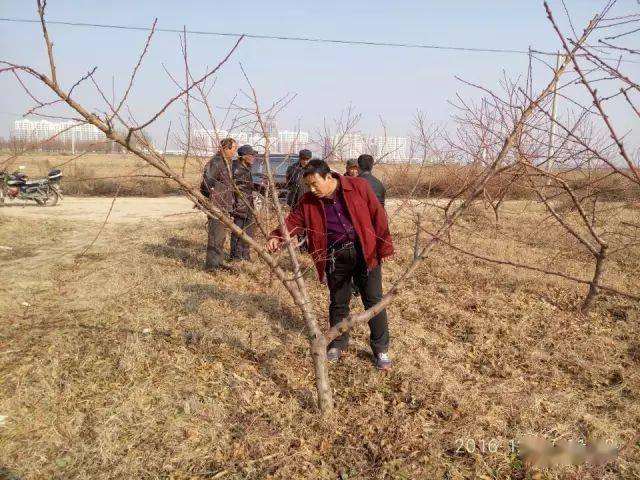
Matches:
[286,149,312,208]
[344,158,360,177]
[230,144,258,261]
[200,137,238,271]
[266,159,394,370]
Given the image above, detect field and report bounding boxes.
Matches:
[5,153,639,202]
[0,152,203,197]
[0,192,638,479]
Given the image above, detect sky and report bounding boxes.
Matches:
[0,0,638,150]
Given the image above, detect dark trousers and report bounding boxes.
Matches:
[326,243,390,354]
[298,232,308,253]
[205,217,227,269]
[230,215,255,260]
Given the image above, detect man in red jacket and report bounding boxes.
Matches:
[267,159,394,370]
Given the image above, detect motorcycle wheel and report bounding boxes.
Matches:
[46,187,60,206]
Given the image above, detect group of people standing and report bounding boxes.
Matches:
[200,139,259,267]
[200,138,394,370]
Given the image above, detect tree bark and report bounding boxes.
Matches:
[581,244,608,313]
[310,335,332,414]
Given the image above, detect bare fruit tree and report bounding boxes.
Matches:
[399,1,640,315]
[1,0,638,414]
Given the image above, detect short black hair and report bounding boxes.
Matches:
[302,158,331,178]
[357,154,374,172]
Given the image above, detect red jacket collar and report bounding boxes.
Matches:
[336,173,354,191]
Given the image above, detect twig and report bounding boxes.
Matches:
[77,183,121,258]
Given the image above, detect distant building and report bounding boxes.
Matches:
[9,117,411,162]
[331,133,368,160]
[12,118,104,144]
[192,129,223,155]
[328,132,409,163]
[232,131,249,145]
[192,129,249,155]
[264,118,278,137]
[373,136,408,163]
[249,132,279,154]
[278,130,310,155]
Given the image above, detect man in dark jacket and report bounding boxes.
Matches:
[200,137,237,271]
[230,145,258,261]
[267,159,394,370]
[285,149,312,252]
[357,154,386,207]
[285,149,312,208]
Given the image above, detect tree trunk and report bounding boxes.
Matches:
[310,335,332,414]
[581,244,607,313]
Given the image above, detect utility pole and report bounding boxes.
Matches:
[547,51,562,177]
[111,75,116,154]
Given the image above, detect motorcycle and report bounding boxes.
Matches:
[0,168,63,206]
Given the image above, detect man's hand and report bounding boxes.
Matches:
[267,237,283,253]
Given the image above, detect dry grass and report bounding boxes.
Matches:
[374,163,640,203]
[0,153,204,197]
[330,162,535,200]
[0,199,639,479]
[5,153,639,202]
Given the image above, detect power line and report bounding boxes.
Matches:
[1,16,638,63]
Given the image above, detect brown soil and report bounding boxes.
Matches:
[0,198,638,479]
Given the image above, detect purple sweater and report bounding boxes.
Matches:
[321,188,356,248]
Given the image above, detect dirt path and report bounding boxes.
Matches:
[0,196,199,223]
[0,197,203,302]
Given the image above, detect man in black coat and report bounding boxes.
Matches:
[230,145,258,261]
[200,137,238,271]
[285,149,312,208]
[357,154,386,207]
[285,149,313,252]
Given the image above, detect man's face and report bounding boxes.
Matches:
[304,173,334,198]
[300,158,310,168]
[223,142,238,159]
[242,154,256,166]
[347,166,359,177]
